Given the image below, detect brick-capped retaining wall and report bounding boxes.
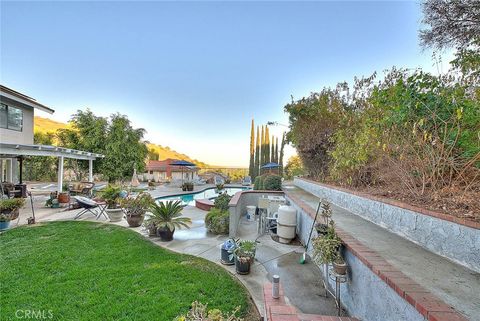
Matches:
[294,178,480,273]
[286,192,468,321]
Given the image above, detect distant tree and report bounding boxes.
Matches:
[279,132,286,177]
[248,119,255,178]
[271,135,275,163]
[284,155,305,180]
[24,132,57,181]
[265,127,268,163]
[102,113,148,183]
[148,148,160,161]
[419,0,480,50]
[260,125,265,172]
[274,136,279,163]
[254,126,260,178]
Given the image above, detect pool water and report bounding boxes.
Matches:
[156,187,249,206]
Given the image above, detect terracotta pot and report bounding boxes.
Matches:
[157,227,175,241]
[126,214,144,227]
[58,193,70,204]
[333,262,347,275]
[105,208,124,222]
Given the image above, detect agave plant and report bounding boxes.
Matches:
[146,200,191,232]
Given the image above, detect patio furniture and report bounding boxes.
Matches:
[73,196,107,220]
[68,182,95,197]
[242,176,252,186]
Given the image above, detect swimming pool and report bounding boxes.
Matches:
[156,187,249,206]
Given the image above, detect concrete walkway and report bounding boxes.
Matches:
[12,195,341,318]
[284,184,480,321]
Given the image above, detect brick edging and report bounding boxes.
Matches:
[296,177,479,230]
[285,191,468,321]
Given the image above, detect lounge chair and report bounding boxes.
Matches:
[69,182,95,197]
[242,176,252,186]
[74,196,107,220]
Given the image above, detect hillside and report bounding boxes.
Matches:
[34,116,209,168]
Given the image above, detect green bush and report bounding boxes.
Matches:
[214,193,232,211]
[263,175,282,191]
[253,176,262,190]
[205,208,229,235]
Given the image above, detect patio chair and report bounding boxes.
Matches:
[69,182,95,197]
[73,196,107,220]
[242,176,252,186]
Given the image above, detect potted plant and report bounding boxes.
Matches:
[220,238,237,265]
[333,253,347,275]
[315,200,333,236]
[0,198,25,221]
[181,181,194,192]
[146,222,158,237]
[0,214,12,231]
[121,192,154,227]
[312,222,342,265]
[233,240,256,275]
[100,185,124,222]
[58,183,71,204]
[146,200,191,241]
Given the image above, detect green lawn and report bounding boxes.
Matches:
[0,221,257,320]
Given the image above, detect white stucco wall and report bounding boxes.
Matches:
[0,103,34,145]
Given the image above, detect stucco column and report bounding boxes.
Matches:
[0,160,4,182]
[57,156,64,192]
[88,159,93,182]
[6,159,13,183]
[11,158,18,183]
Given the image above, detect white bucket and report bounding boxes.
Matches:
[246,205,256,222]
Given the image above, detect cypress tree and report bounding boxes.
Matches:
[248,119,255,178]
[279,132,286,176]
[254,126,260,178]
[275,136,279,163]
[271,135,275,164]
[260,125,265,173]
[265,126,270,164]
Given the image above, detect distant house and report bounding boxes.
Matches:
[142,159,199,182]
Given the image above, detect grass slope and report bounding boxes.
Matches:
[34,116,209,168]
[0,222,255,320]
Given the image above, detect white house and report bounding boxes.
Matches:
[0,85,103,195]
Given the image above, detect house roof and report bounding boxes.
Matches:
[0,85,55,114]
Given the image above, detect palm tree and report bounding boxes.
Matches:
[146,200,191,241]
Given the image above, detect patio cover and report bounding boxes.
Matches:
[0,143,104,192]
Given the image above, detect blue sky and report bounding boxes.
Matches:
[1,1,446,166]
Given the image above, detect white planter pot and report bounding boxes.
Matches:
[106,208,124,222]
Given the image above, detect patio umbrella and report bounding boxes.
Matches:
[261,162,281,174]
[170,160,196,183]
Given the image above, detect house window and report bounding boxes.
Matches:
[0,103,23,131]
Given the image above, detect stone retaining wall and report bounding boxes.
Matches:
[294,178,480,273]
[286,192,468,321]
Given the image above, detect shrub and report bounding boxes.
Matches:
[0,198,26,212]
[214,193,232,211]
[253,176,262,190]
[205,208,229,235]
[263,175,282,191]
[174,301,242,321]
